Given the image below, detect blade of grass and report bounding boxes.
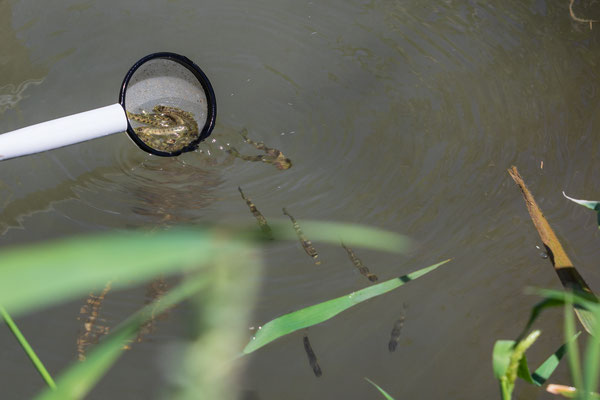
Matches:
[508,166,598,333]
[565,293,584,394]
[533,332,581,386]
[0,222,409,318]
[168,249,262,399]
[365,378,395,400]
[584,334,600,400]
[35,274,211,400]
[243,259,450,354]
[0,228,221,316]
[562,192,600,211]
[562,191,600,229]
[0,306,56,390]
[584,305,600,399]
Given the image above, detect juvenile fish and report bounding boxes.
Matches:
[227,128,292,170]
[238,187,273,239]
[341,243,378,282]
[282,207,320,265]
[126,105,198,152]
[303,335,323,377]
[388,305,408,352]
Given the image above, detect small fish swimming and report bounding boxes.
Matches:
[238,186,273,239]
[227,128,292,170]
[341,243,378,282]
[126,105,199,152]
[282,207,320,265]
[388,304,408,352]
[303,335,323,377]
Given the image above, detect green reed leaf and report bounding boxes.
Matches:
[563,192,600,228]
[0,306,56,390]
[365,378,395,400]
[243,259,450,354]
[519,288,598,339]
[0,222,410,318]
[0,228,224,317]
[533,332,581,386]
[283,221,411,253]
[563,192,600,211]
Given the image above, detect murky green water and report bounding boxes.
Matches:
[3,0,600,398]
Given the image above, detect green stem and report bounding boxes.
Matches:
[0,305,56,389]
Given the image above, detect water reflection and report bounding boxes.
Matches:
[124,157,221,224]
[0,156,222,233]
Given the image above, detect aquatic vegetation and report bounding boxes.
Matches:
[494,330,542,400]
[494,166,600,399]
[505,289,600,400]
[242,259,450,354]
[0,220,413,399]
[508,166,597,333]
[0,306,56,390]
[365,378,395,400]
[563,192,600,228]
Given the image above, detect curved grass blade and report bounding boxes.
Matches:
[35,275,210,400]
[522,288,599,337]
[0,306,56,390]
[562,192,600,211]
[243,259,450,354]
[563,192,600,229]
[365,378,395,400]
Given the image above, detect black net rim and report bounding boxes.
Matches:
[119,52,217,157]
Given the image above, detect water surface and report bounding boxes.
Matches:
[2,0,600,398]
